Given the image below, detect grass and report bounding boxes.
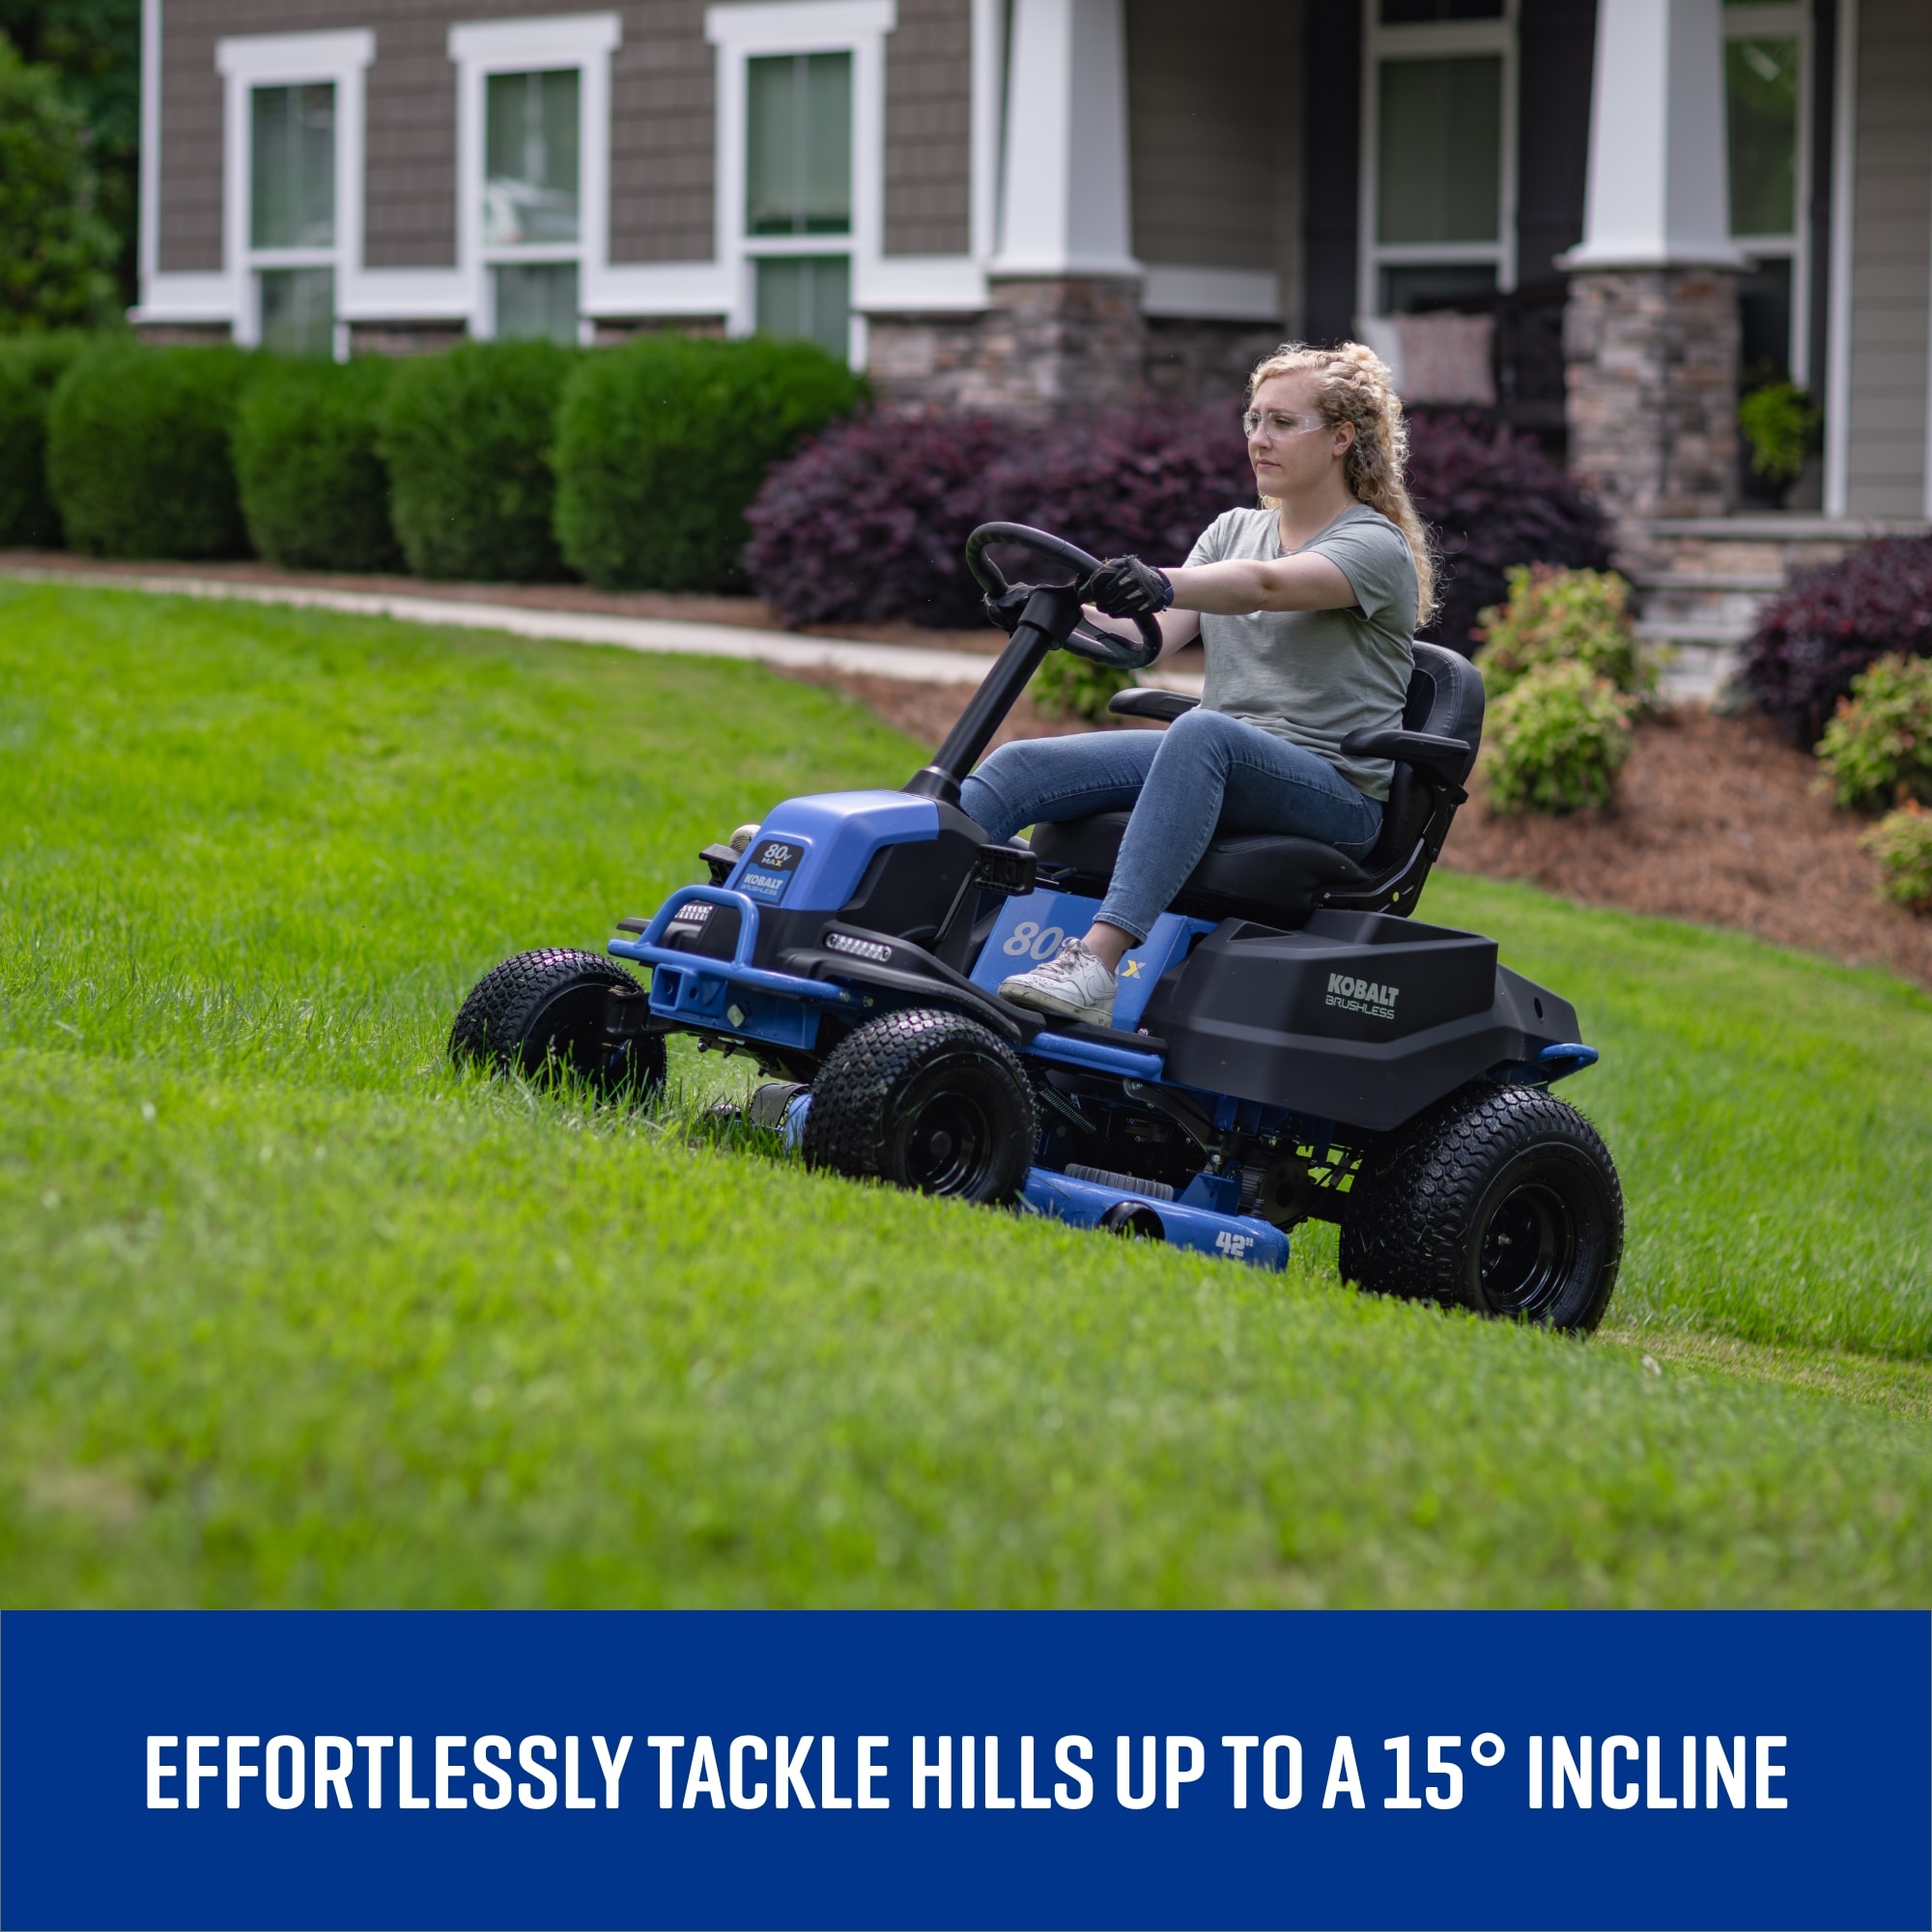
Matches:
[2,577,1930,1606]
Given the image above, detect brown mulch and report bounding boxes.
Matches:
[1437,706,1932,988]
[805,669,1932,991]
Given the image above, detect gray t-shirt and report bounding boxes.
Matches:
[1185,502,1417,799]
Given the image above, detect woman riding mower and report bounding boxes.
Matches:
[967,339,1435,1029]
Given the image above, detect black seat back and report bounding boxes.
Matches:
[1358,641,1486,875]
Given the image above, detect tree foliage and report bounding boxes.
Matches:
[0,33,121,332]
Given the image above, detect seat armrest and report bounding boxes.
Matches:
[1339,725,1472,789]
[1107,688,1200,724]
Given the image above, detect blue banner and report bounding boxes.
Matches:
[2,1610,1926,1931]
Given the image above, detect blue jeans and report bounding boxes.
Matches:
[960,708,1384,943]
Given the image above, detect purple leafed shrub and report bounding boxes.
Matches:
[1403,411,1612,655]
[1741,536,1932,746]
[743,406,1253,630]
[744,404,1610,649]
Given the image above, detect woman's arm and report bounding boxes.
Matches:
[1166,553,1357,614]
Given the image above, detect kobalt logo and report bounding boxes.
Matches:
[1325,970,1401,1018]
[825,932,893,963]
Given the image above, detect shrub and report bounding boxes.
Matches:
[1861,801,1932,914]
[1742,536,1932,745]
[1029,653,1134,724]
[745,407,1254,631]
[1739,380,1819,485]
[233,356,402,572]
[1473,562,1653,705]
[46,339,254,557]
[0,36,120,332]
[0,329,88,545]
[379,340,577,581]
[1403,412,1613,655]
[745,403,1608,647]
[554,332,865,593]
[1815,652,1932,813]
[1479,659,1634,815]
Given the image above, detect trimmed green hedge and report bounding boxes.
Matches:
[554,332,864,592]
[0,331,90,547]
[234,357,402,572]
[46,341,255,558]
[379,340,577,581]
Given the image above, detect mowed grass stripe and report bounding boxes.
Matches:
[2,580,1929,1605]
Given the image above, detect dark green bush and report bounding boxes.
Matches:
[379,340,577,581]
[46,340,254,557]
[233,356,402,572]
[0,329,89,545]
[554,332,864,592]
[1030,653,1134,724]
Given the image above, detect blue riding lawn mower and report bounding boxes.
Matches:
[452,525,1624,1331]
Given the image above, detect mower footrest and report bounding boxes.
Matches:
[1022,1168,1289,1270]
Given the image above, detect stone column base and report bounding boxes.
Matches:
[1563,268,1742,565]
[866,276,1145,414]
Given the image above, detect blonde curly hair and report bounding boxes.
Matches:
[1247,340,1437,627]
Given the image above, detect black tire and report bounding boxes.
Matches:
[1339,1083,1623,1333]
[449,948,667,1100]
[802,1009,1037,1203]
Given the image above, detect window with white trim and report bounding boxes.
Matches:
[1723,0,1810,382]
[216,29,372,358]
[449,14,618,344]
[705,2,894,372]
[1360,0,1517,318]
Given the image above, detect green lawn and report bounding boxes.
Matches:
[3,578,1930,1606]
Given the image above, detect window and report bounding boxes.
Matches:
[705,2,894,371]
[1722,2,1808,380]
[484,67,581,341]
[216,31,371,359]
[448,14,619,346]
[745,51,853,357]
[1361,1,1516,319]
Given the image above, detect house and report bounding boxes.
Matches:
[134,0,1930,655]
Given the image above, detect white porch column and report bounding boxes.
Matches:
[991,0,1138,279]
[1558,0,1747,543]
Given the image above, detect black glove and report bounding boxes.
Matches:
[1081,555,1174,618]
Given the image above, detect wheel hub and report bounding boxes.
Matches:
[1479,1180,1577,1316]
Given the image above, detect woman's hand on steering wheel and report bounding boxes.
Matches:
[1080,554,1175,620]
[964,523,1164,670]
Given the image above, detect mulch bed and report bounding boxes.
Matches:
[803,671,1932,992]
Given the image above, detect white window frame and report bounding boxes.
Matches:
[448,12,620,343]
[1722,1,1812,380]
[705,0,896,370]
[1357,2,1519,322]
[215,29,375,359]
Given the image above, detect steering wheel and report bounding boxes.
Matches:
[964,522,1164,672]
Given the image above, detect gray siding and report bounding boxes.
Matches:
[1124,0,1282,272]
[883,0,971,257]
[156,0,719,275]
[1845,0,1931,517]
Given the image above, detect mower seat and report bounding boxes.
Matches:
[1029,641,1485,927]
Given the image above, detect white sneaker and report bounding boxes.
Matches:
[999,938,1117,1026]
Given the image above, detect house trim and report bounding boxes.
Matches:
[1823,0,1858,515]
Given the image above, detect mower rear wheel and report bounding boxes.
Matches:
[449,948,666,1101]
[1339,1083,1623,1332]
[802,1009,1037,1203]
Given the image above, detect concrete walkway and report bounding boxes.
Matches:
[4,564,1208,696]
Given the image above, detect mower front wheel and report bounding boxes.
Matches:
[1340,1083,1623,1332]
[802,1009,1037,1203]
[450,948,667,1102]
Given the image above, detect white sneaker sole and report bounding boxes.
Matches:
[997,976,1115,1027]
